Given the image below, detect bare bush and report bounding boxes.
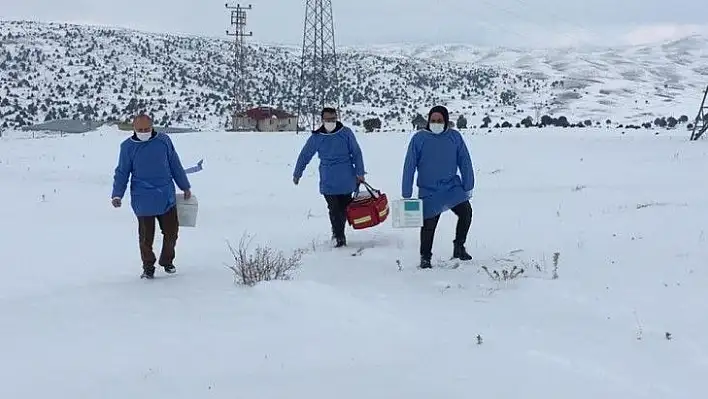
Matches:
[481,265,524,281]
[225,233,304,286]
[480,249,561,281]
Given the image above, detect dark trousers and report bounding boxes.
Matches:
[137,206,179,270]
[420,200,472,259]
[324,194,353,239]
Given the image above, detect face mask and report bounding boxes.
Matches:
[135,131,152,141]
[323,122,336,132]
[429,123,445,134]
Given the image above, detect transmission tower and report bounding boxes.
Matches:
[225,3,253,129]
[689,85,708,141]
[295,0,340,133]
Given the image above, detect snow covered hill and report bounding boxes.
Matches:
[1,127,706,398]
[1,19,707,131]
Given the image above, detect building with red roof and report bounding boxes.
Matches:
[232,106,297,132]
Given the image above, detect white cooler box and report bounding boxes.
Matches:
[175,195,198,227]
[391,199,423,228]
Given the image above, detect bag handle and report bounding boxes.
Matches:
[355,181,379,198]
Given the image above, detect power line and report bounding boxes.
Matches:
[690,85,708,140]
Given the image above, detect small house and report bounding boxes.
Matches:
[232,106,297,132]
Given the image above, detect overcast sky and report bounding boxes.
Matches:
[1,0,706,48]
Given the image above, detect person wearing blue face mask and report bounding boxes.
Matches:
[111,114,192,279]
[401,105,475,269]
[293,107,366,248]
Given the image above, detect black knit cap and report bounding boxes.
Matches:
[427,105,449,129]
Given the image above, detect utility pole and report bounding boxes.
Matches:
[295,0,340,133]
[132,66,143,117]
[225,2,253,130]
[133,69,138,99]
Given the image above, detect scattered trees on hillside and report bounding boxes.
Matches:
[362,117,381,132]
[456,115,467,129]
[0,21,700,132]
[412,114,426,130]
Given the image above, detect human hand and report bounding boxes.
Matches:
[293,176,299,185]
[183,190,192,200]
[356,175,365,183]
[111,197,122,208]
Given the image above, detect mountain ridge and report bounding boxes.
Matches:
[1,19,706,132]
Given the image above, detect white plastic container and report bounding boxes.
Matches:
[391,199,423,228]
[175,195,198,227]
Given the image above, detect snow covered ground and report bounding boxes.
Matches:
[1,127,707,398]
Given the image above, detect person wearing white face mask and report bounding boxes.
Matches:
[293,107,367,248]
[111,114,193,279]
[401,105,475,269]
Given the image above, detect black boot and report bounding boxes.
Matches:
[420,215,440,267]
[419,257,432,269]
[325,195,349,248]
[141,266,155,279]
[163,264,177,274]
[450,201,473,261]
[452,243,472,261]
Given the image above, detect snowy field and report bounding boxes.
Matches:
[1,127,707,398]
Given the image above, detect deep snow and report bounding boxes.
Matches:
[1,127,707,398]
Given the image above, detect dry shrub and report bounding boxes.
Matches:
[226,233,304,286]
